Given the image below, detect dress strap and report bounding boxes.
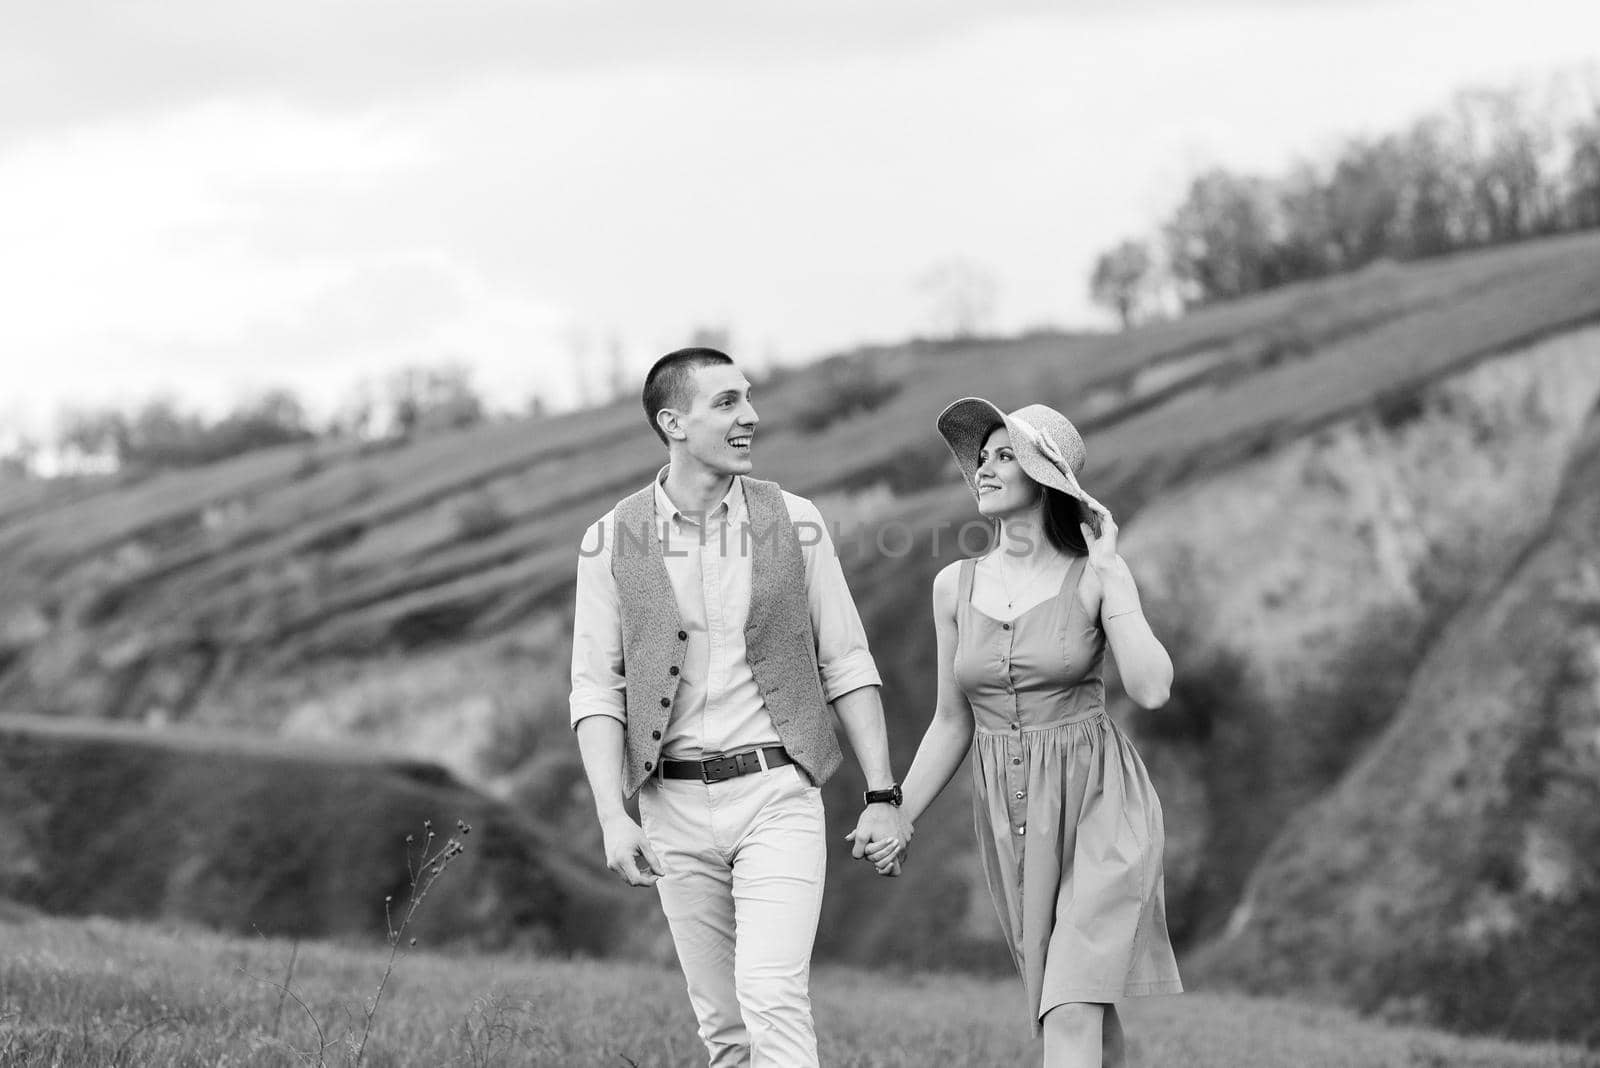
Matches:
[1059,553,1089,597]
[958,557,976,607]
[1057,552,1090,627]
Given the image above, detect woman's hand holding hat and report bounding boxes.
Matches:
[1078,493,1119,574]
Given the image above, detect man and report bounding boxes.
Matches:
[570,347,909,1067]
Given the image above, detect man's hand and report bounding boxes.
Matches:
[845,805,913,876]
[601,815,665,887]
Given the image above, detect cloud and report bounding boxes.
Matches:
[4,1,1087,135]
[4,0,1405,136]
[4,0,1594,441]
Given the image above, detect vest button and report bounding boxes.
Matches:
[677,630,688,640]
[669,666,679,676]
[651,730,661,740]
[660,697,671,707]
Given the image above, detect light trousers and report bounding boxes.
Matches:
[639,762,827,1068]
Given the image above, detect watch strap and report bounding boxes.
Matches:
[863,782,903,806]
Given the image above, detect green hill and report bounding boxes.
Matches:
[0,715,626,955]
[3,230,1600,1044]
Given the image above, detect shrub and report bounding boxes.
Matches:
[452,491,513,542]
[792,357,902,433]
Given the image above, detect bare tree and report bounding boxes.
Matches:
[1450,86,1557,244]
[58,407,131,463]
[688,324,733,351]
[0,434,37,478]
[605,333,629,401]
[386,363,485,438]
[1566,114,1600,229]
[1089,240,1156,330]
[917,258,998,339]
[1163,169,1287,305]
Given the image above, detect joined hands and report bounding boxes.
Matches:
[844,805,914,878]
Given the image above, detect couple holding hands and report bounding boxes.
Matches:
[571,348,1181,1068]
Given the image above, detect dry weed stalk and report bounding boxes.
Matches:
[240,816,472,1067]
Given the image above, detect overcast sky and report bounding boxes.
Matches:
[2,0,1596,441]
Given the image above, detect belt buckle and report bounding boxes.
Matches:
[700,755,739,783]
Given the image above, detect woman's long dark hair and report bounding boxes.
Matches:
[1041,486,1089,555]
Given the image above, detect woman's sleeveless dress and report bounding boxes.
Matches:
[954,555,1182,1032]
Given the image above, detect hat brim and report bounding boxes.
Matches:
[936,397,1088,504]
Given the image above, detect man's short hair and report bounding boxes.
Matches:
[641,347,735,445]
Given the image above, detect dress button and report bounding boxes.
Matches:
[660,697,671,707]
[1009,722,1019,731]
[1015,825,1026,836]
[1001,622,1011,631]
[678,630,688,640]
[669,666,679,676]
[1011,757,1021,765]
[651,730,661,740]
[1014,790,1025,800]
[644,761,654,771]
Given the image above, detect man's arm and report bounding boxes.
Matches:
[574,716,663,887]
[570,515,662,887]
[832,684,911,864]
[789,496,911,862]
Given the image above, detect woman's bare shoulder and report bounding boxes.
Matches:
[932,559,967,613]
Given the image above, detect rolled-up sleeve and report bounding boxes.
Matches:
[786,495,882,702]
[569,512,628,729]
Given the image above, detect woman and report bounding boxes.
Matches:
[867,399,1182,1068]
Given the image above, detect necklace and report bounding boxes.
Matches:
[995,549,1063,609]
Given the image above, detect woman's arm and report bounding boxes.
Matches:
[1080,502,1172,709]
[900,561,978,826]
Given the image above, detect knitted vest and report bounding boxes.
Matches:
[610,476,843,797]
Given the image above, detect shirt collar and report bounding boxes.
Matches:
[653,465,745,526]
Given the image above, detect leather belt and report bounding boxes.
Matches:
[660,746,794,783]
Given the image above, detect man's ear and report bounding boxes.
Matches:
[656,407,687,442]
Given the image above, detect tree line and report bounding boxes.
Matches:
[1091,75,1600,326]
[1,363,494,477]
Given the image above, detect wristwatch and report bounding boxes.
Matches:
[863,782,903,807]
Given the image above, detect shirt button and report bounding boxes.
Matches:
[678,630,688,640]
[644,761,654,771]
[651,730,661,740]
[660,697,671,707]
[1009,722,1019,731]
[1014,790,1025,800]
[1011,757,1022,766]
[1015,825,1026,836]
[668,666,679,676]
[1001,622,1011,631]
[1005,684,1015,694]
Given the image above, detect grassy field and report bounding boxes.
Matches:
[1,912,1595,1068]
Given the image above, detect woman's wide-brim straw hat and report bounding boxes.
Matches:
[936,397,1090,504]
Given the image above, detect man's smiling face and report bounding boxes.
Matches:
[673,362,758,477]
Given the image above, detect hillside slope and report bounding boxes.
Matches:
[3,233,1600,1039]
[0,715,633,954]
[1188,392,1600,1045]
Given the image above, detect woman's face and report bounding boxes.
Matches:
[974,427,1040,518]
